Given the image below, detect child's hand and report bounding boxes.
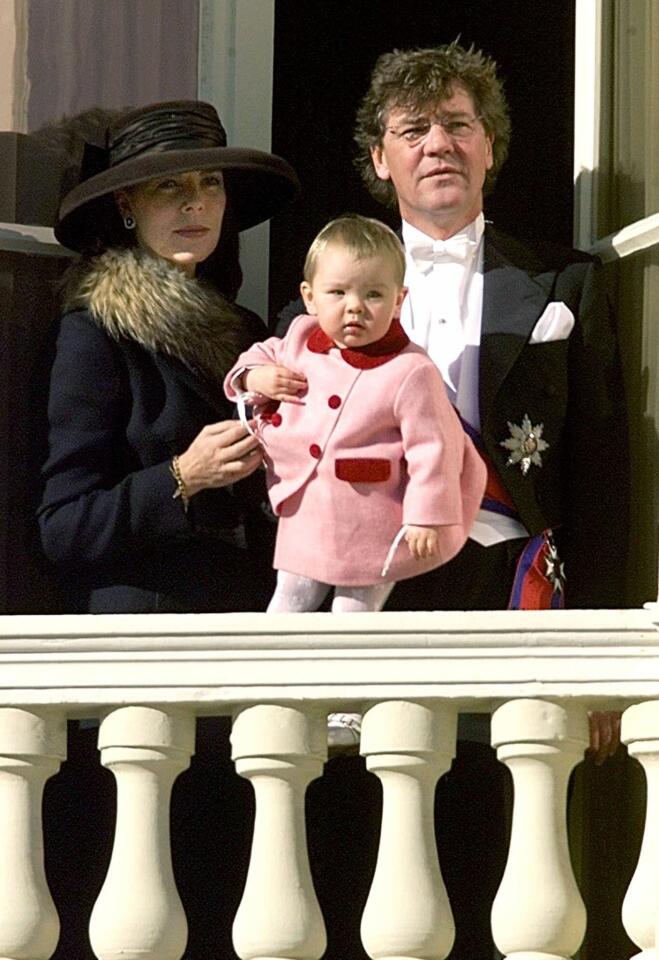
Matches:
[244,365,307,401]
[405,525,441,561]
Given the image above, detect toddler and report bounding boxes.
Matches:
[226,215,486,743]
[225,214,486,617]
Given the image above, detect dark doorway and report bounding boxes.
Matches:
[270,0,575,319]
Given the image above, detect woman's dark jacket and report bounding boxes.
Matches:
[38,248,275,612]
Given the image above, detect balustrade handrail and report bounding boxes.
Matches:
[0,607,656,713]
[0,605,658,960]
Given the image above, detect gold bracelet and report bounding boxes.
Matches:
[170,455,190,513]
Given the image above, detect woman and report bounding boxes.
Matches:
[39,100,299,612]
[38,102,299,960]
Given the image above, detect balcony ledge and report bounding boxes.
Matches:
[0,607,656,715]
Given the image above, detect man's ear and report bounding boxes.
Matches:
[300,281,317,315]
[485,134,494,171]
[370,144,391,182]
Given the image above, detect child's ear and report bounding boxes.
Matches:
[300,281,317,315]
[393,286,408,318]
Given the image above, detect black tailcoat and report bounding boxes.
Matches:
[475,226,627,606]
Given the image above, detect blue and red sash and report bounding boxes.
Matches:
[460,415,565,610]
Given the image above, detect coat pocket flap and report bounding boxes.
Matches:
[335,458,391,482]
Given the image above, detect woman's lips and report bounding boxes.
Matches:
[175,226,210,237]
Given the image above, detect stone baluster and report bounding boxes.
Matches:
[620,700,659,960]
[0,707,66,960]
[490,698,588,960]
[89,706,195,960]
[360,700,457,960]
[231,703,327,960]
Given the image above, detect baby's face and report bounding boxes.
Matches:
[300,244,406,349]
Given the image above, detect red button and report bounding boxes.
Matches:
[309,444,321,459]
[270,413,282,427]
[328,395,341,409]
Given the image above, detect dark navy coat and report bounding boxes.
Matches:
[39,308,275,612]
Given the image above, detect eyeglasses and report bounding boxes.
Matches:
[385,114,483,146]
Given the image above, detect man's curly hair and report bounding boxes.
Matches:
[354,41,511,207]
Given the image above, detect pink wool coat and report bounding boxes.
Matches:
[225,314,486,586]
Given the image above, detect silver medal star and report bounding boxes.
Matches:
[544,532,565,594]
[500,415,549,475]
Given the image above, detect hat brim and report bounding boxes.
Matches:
[55,146,300,252]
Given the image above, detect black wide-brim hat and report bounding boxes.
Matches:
[55,100,300,253]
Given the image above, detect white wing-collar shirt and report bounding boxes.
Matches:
[400,213,527,546]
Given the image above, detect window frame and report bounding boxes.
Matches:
[197,0,276,319]
[0,0,280,317]
[574,0,659,261]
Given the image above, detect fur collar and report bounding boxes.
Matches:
[63,247,241,387]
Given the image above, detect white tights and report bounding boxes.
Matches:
[267,571,394,613]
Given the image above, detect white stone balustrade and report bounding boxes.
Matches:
[0,707,66,960]
[89,706,195,960]
[0,606,656,960]
[231,703,327,960]
[621,699,659,960]
[360,700,457,960]
[491,698,589,960]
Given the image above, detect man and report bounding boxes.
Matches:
[273,44,625,959]
[349,42,625,958]
[353,42,628,618]
[278,43,626,757]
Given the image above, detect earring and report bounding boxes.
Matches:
[123,214,136,230]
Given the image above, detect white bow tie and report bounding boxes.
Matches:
[408,234,478,273]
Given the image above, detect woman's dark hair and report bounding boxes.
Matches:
[197,201,242,301]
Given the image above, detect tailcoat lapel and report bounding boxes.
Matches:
[479,226,557,428]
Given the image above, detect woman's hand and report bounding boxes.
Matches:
[405,525,441,561]
[244,364,307,401]
[176,421,263,497]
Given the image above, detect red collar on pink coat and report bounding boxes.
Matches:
[306,317,410,369]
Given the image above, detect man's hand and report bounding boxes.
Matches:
[587,711,621,764]
[244,365,307,401]
[405,525,441,561]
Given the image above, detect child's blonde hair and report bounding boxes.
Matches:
[303,214,406,286]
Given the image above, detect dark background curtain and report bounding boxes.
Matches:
[270,0,575,317]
